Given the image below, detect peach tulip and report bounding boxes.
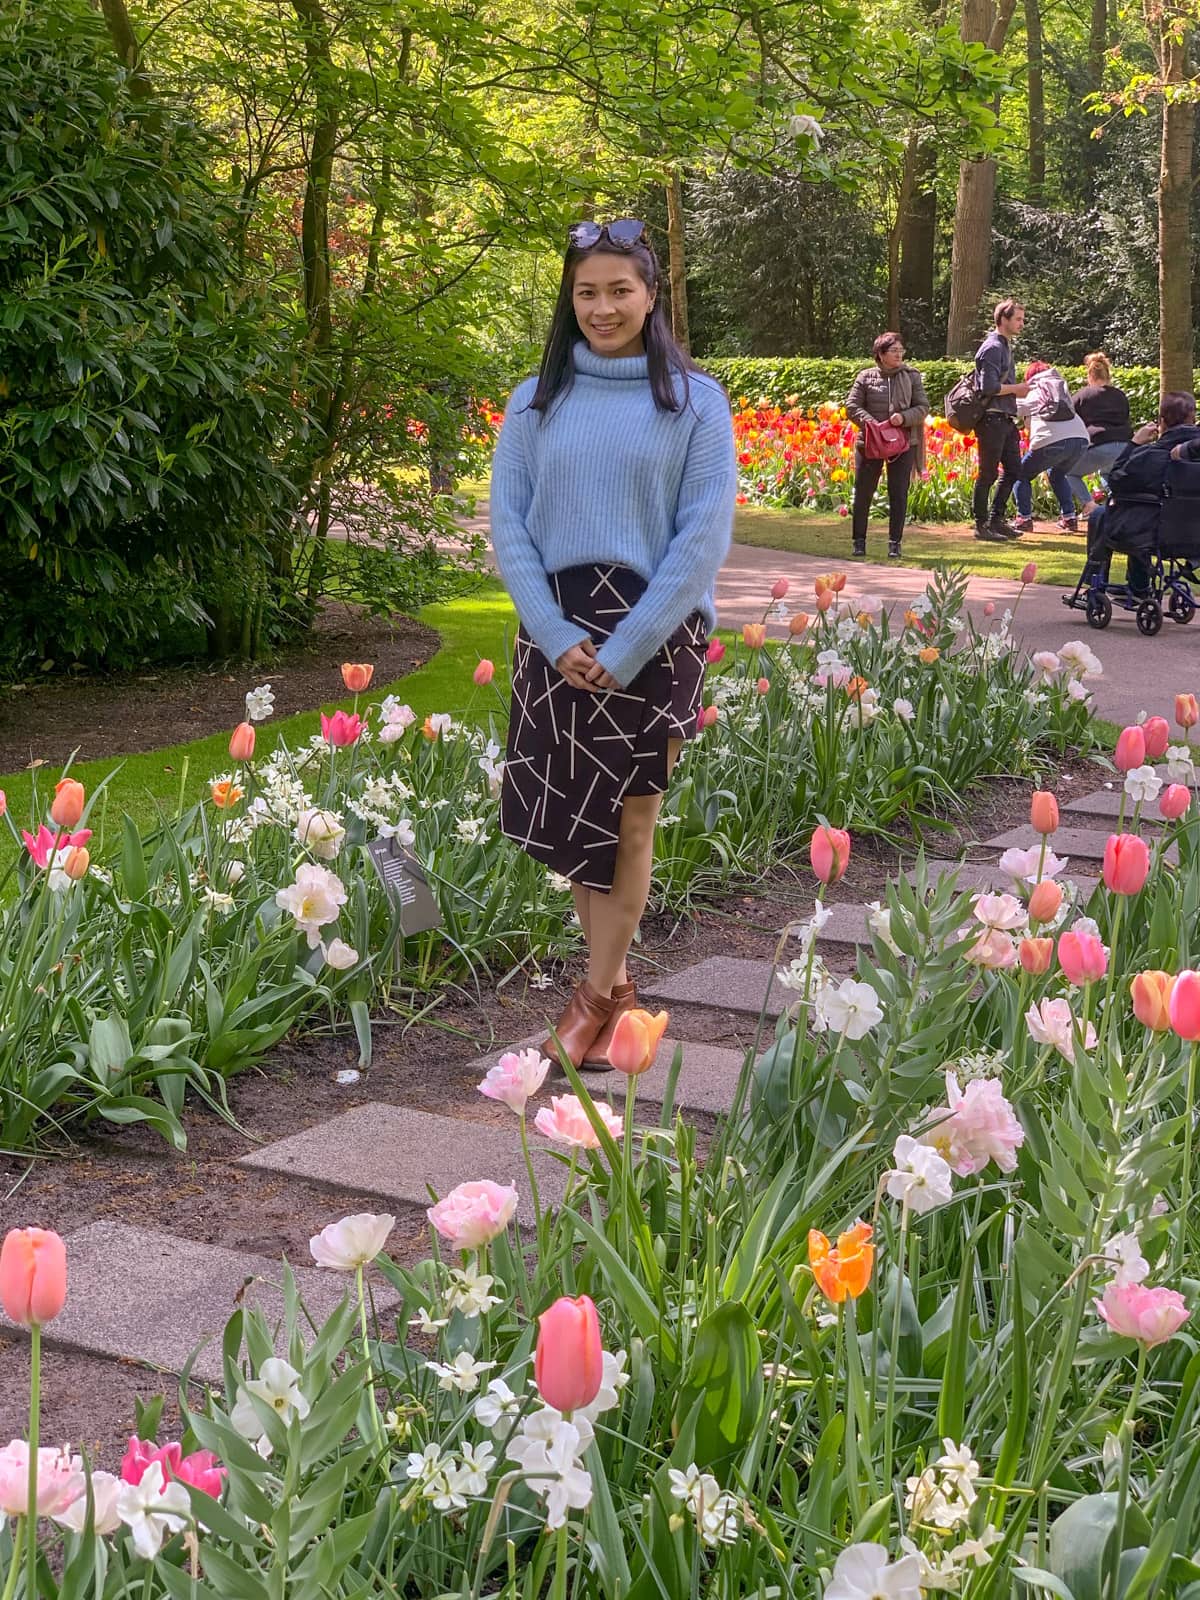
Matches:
[341,662,374,692]
[1160,784,1191,821]
[771,577,790,600]
[1114,725,1147,772]
[0,1227,67,1325]
[535,1295,603,1413]
[808,1222,874,1303]
[788,612,810,635]
[1058,929,1108,986]
[1018,937,1053,974]
[705,638,726,664]
[1169,971,1200,1040]
[49,779,85,829]
[228,722,256,763]
[1175,692,1199,730]
[810,825,850,885]
[1130,970,1174,1032]
[63,846,89,882]
[1103,832,1150,896]
[1027,877,1063,925]
[1142,715,1170,760]
[1030,791,1059,834]
[742,623,767,649]
[696,705,719,731]
[816,589,835,613]
[473,659,495,687]
[609,1009,669,1076]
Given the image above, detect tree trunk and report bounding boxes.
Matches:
[1156,8,1195,393]
[1088,0,1108,86]
[97,0,153,98]
[665,169,690,351]
[945,0,1017,355]
[898,134,937,319]
[1025,0,1046,195]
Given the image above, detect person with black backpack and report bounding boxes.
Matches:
[971,300,1030,542]
[1010,361,1090,533]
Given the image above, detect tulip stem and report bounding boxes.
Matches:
[25,1321,39,1600]
[550,1520,570,1600]
[1178,1045,1197,1275]
[1100,898,1124,1043]
[881,1205,909,1495]
[0,1521,23,1600]
[355,1265,386,1459]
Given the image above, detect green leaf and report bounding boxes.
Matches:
[1049,1493,1154,1600]
[672,1301,763,1473]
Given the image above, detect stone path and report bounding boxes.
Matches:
[0,776,1147,1393]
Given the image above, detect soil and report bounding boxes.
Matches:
[0,604,440,774]
[0,751,1108,1463]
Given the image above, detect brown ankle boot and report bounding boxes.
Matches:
[582,981,638,1069]
[541,982,617,1070]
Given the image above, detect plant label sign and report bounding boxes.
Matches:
[365,838,443,934]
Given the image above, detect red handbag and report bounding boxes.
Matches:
[862,417,909,461]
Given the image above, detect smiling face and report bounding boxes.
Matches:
[571,251,656,359]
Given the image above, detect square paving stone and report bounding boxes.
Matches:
[467,1035,750,1118]
[27,1221,400,1383]
[913,858,1099,894]
[814,903,869,944]
[1065,789,1164,824]
[984,825,1175,863]
[240,1103,569,1211]
[641,956,787,1018]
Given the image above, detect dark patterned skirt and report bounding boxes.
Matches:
[500,563,708,890]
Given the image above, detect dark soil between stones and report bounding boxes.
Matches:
[0,754,1106,1459]
[0,604,440,775]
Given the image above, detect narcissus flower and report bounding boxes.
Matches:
[808,1222,874,1302]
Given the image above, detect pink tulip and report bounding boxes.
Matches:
[1160,784,1191,821]
[1142,715,1170,760]
[1176,692,1199,730]
[0,1442,84,1519]
[1057,929,1108,987]
[983,601,995,617]
[321,710,364,747]
[1027,878,1063,925]
[477,1047,550,1114]
[20,826,91,870]
[810,825,851,885]
[1096,1281,1189,1347]
[756,677,770,696]
[535,1294,603,1413]
[705,638,726,665]
[1114,725,1147,772]
[771,577,790,600]
[1020,561,1038,585]
[1169,971,1200,1040]
[473,659,495,687]
[121,1438,226,1499]
[228,722,256,763]
[426,1180,518,1249]
[696,705,719,732]
[1030,791,1059,834]
[533,1094,623,1148]
[924,1072,1025,1176]
[1103,833,1151,895]
[0,1227,67,1325]
[0,790,6,817]
[1018,936,1053,974]
[49,779,85,829]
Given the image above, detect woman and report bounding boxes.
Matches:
[490,219,736,1069]
[844,334,929,561]
[1065,351,1133,518]
[1011,361,1089,532]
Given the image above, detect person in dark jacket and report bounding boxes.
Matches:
[1065,352,1133,518]
[1084,392,1200,595]
[844,333,930,560]
[971,299,1031,542]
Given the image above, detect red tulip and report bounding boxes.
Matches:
[0,1228,67,1325]
[771,577,790,600]
[1058,929,1108,986]
[1103,833,1150,895]
[49,779,85,829]
[228,722,256,762]
[1160,785,1191,821]
[1027,878,1063,925]
[810,825,850,885]
[1018,936,1053,974]
[1114,726,1147,772]
[1169,971,1200,1040]
[341,662,374,692]
[1142,716,1170,760]
[1030,791,1059,834]
[535,1294,603,1413]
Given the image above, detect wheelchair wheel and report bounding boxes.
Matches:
[1136,599,1163,636]
[1085,591,1112,629]
[1168,590,1197,624]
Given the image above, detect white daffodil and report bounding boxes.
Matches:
[444,1266,503,1319]
[885,1136,954,1215]
[455,1439,497,1496]
[814,979,884,1040]
[824,1542,922,1600]
[507,1412,593,1529]
[474,1377,523,1435]
[230,1357,310,1453]
[115,1462,190,1559]
[295,807,346,861]
[409,1306,450,1337]
[1101,1229,1150,1287]
[575,1349,629,1423]
[245,684,275,721]
[426,1351,496,1393]
[1124,765,1162,807]
[405,1443,466,1512]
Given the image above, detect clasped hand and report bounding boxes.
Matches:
[556,639,619,692]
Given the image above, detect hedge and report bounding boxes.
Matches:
[703,358,1187,428]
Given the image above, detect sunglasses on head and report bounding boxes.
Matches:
[568,218,646,251]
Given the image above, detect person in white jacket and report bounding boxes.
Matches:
[1010,361,1090,532]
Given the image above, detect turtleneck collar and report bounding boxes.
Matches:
[572,339,649,381]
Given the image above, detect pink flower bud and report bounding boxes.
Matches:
[473,659,495,686]
[1114,725,1147,772]
[1096,1281,1189,1347]
[1169,971,1200,1040]
[1142,715,1170,760]
[1103,832,1150,895]
[1027,878,1063,926]
[810,825,850,885]
[0,1227,67,1325]
[983,601,995,617]
[696,705,719,732]
[535,1294,603,1413]
[771,577,790,600]
[228,722,256,762]
[1160,784,1191,821]
[1057,929,1108,987]
[1020,562,1038,585]
[705,638,726,665]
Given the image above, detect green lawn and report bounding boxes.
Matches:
[0,580,521,865]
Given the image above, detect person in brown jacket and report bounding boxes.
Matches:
[844,333,930,559]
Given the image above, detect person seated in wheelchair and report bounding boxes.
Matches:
[1085,392,1200,597]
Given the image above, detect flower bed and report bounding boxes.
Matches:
[4,712,1200,1599]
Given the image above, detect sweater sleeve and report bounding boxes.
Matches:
[489,386,591,668]
[594,388,736,689]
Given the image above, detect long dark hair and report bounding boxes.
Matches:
[527,236,699,418]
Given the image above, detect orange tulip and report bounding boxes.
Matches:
[1030,791,1059,834]
[829,572,848,593]
[742,623,767,649]
[1175,693,1199,730]
[814,575,832,597]
[808,1222,874,1303]
[63,846,89,882]
[918,646,941,665]
[228,722,256,763]
[608,1009,670,1076]
[210,779,243,809]
[788,612,810,635]
[903,609,921,628]
[816,589,835,612]
[846,675,870,701]
[1130,970,1174,1032]
[50,779,86,829]
[1018,936,1053,974]
[341,662,374,692]
[1027,878,1063,925]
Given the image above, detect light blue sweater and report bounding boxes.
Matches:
[489,340,736,688]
